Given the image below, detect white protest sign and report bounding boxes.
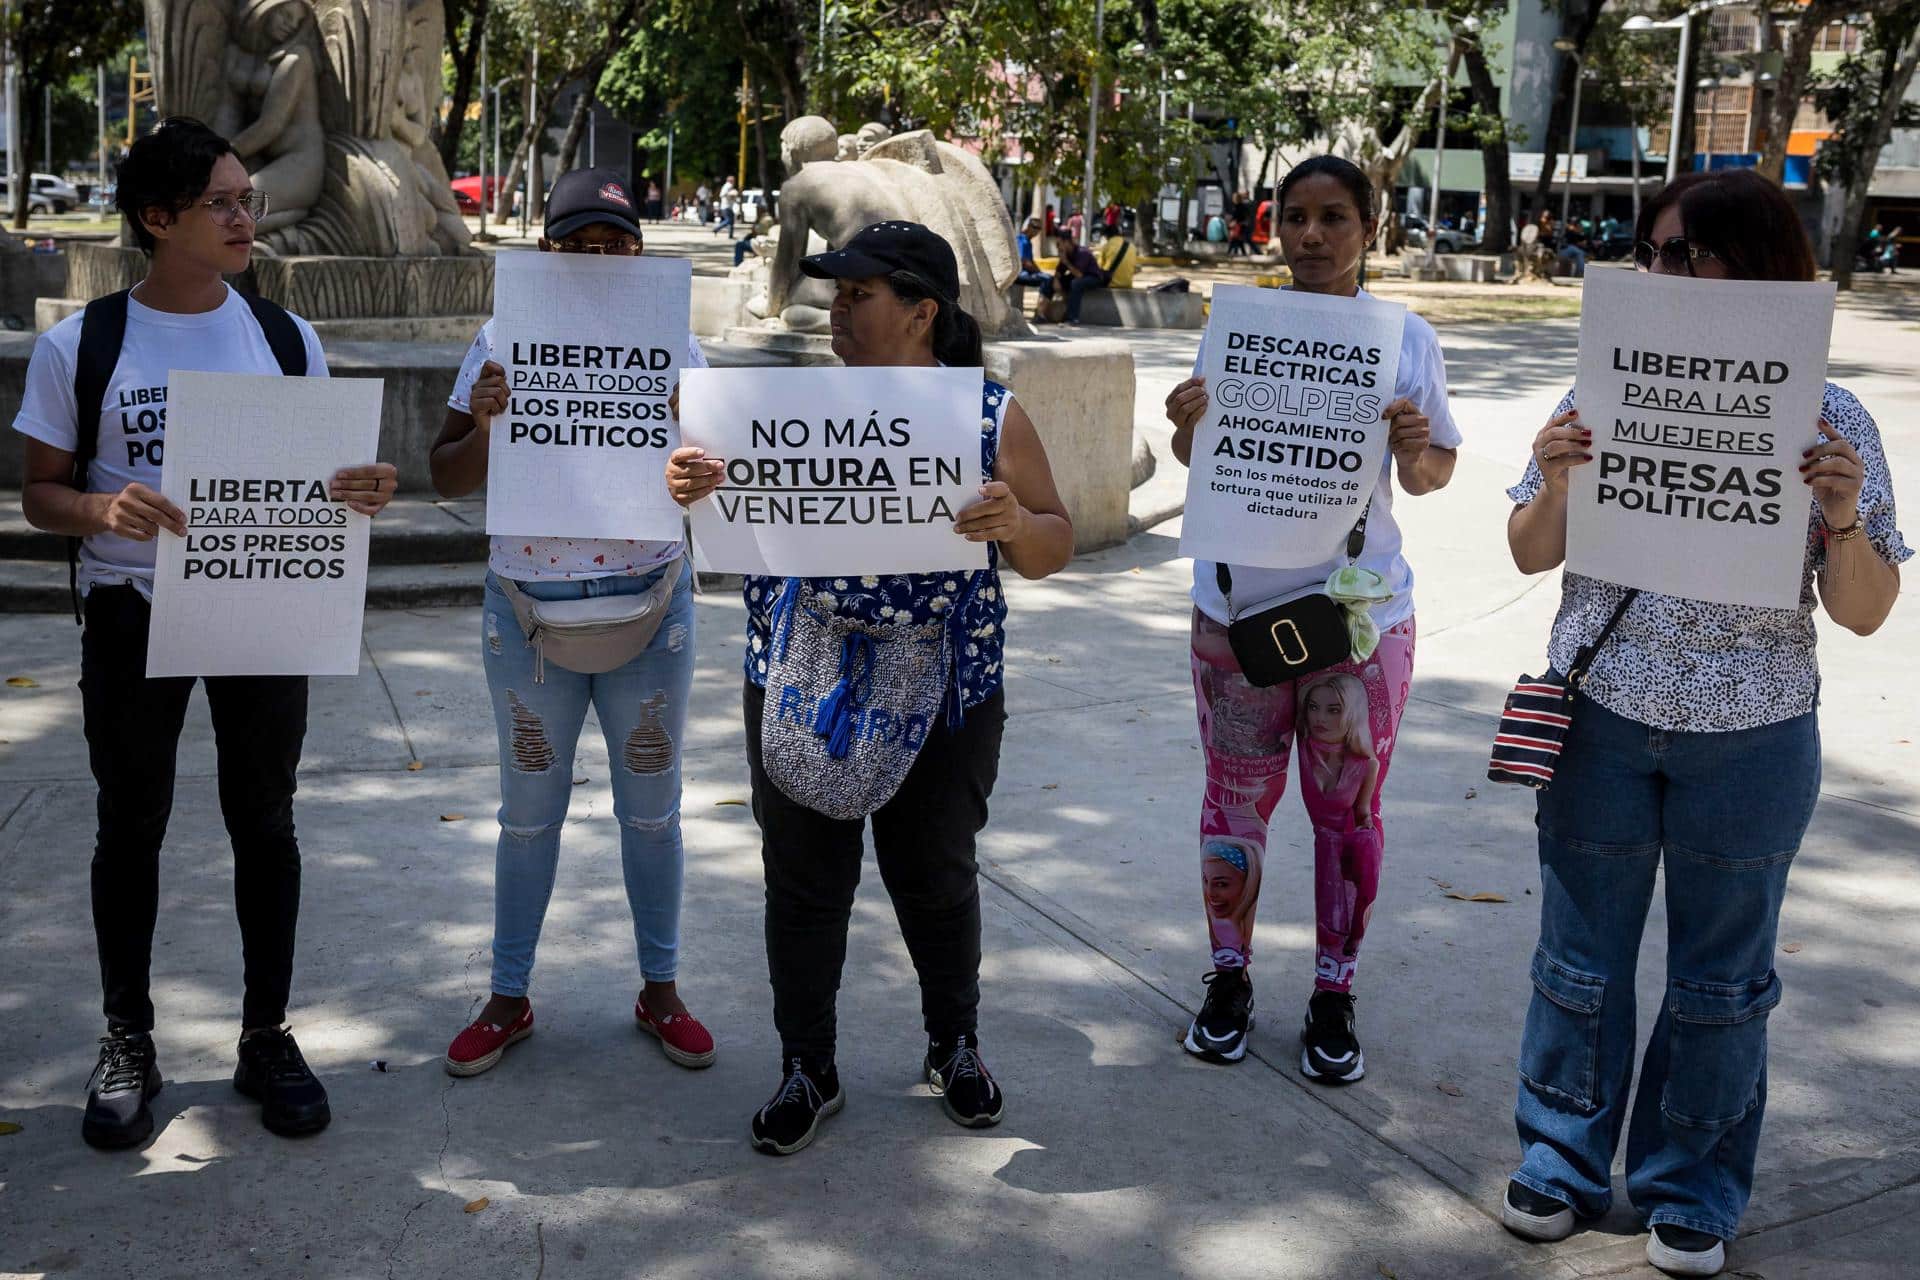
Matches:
[487,251,691,541]
[147,371,382,677]
[1568,270,1835,609]
[1180,285,1405,569]
[680,366,989,577]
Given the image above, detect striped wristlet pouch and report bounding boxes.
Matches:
[1487,588,1639,791]
[1488,677,1577,788]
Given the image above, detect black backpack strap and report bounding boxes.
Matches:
[70,290,132,624]
[242,293,310,376]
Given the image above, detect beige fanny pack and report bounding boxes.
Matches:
[496,558,683,681]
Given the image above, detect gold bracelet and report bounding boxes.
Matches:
[1823,515,1865,544]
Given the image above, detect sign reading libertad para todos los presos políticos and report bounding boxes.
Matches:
[1181,285,1405,569]
[148,370,383,678]
[678,365,989,577]
[487,251,692,542]
[1568,270,1836,609]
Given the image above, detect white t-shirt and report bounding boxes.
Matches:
[1188,295,1462,629]
[448,319,708,581]
[11,284,329,600]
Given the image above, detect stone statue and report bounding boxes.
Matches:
[747,115,1023,338]
[224,0,325,240]
[144,0,473,258]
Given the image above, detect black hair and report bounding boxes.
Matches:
[1636,169,1816,282]
[1277,155,1377,230]
[887,270,983,368]
[116,117,235,254]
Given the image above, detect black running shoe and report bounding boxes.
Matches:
[750,1057,842,1156]
[1183,968,1254,1063]
[82,1030,162,1150]
[1300,990,1365,1084]
[925,1033,1005,1128]
[233,1027,331,1137]
[1647,1223,1726,1277]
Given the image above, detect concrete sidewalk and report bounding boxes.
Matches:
[1,293,1916,1279]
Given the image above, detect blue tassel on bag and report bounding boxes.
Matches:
[769,578,801,663]
[813,631,877,760]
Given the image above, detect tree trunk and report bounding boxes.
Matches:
[555,80,596,177]
[1462,36,1513,254]
[1531,1,1603,217]
[1832,21,1920,289]
[1758,0,1849,184]
[755,105,771,198]
[12,82,41,230]
[529,131,545,220]
[439,0,490,174]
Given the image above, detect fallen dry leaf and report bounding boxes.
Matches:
[1429,878,1454,890]
[1463,787,1478,800]
[1782,942,1803,954]
[714,798,748,807]
[1444,892,1509,904]
[1041,783,1059,790]
[1435,1082,1463,1098]
[414,690,431,696]
[464,1197,490,1214]
[0,1120,21,1135]
[5,676,37,688]
[439,814,465,823]
[1378,1264,1399,1280]
[406,761,425,772]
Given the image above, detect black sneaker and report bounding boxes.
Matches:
[750,1057,842,1156]
[925,1033,1005,1128]
[1501,1178,1575,1242]
[1299,990,1365,1084]
[1182,968,1254,1063]
[82,1030,162,1150]
[233,1027,332,1137]
[1647,1223,1726,1277]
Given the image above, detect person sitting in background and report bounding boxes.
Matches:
[1015,217,1046,286]
[1037,229,1108,324]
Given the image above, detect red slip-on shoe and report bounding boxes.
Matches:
[635,995,715,1069]
[444,1004,534,1077]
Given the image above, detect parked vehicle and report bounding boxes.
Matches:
[449,175,505,214]
[32,173,79,213]
[1,182,56,215]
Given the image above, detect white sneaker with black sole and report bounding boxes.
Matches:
[1647,1224,1726,1277]
[1182,968,1253,1063]
[1299,989,1364,1083]
[1500,1179,1576,1242]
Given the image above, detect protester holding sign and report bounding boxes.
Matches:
[428,167,716,1080]
[1162,156,1461,1084]
[11,118,397,1149]
[666,221,1073,1155]
[1499,170,1906,1279]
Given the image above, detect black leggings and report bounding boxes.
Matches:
[744,682,1005,1061]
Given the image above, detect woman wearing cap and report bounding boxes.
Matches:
[667,220,1075,1155]
[428,167,717,1078]
[1163,155,1463,1084]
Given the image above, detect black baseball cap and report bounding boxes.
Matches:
[544,167,643,240]
[801,220,961,302]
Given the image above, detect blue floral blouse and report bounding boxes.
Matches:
[742,379,1013,712]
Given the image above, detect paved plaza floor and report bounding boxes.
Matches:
[1,283,1916,1278]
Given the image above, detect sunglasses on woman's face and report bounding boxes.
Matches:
[1634,236,1720,275]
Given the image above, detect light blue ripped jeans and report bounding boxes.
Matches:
[481,562,694,996]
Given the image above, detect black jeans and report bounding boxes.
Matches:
[80,587,308,1033]
[1039,272,1108,322]
[743,681,1005,1062]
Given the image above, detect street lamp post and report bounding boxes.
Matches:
[1083,0,1104,233]
[1623,0,1747,185]
[1553,38,1584,237]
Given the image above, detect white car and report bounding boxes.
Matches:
[32,173,79,213]
[1,181,55,214]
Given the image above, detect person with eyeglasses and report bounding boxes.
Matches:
[11,117,398,1149]
[1500,169,1907,1278]
[428,166,717,1081]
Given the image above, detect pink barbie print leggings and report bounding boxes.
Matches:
[1191,609,1415,993]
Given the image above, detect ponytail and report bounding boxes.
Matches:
[888,270,983,368]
